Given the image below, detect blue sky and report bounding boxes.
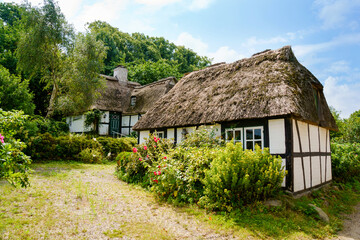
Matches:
[3,0,360,118]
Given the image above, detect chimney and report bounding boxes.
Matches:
[113,65,128,82]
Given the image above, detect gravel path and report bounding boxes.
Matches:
[1,164,238,239]
[332,203,360,240]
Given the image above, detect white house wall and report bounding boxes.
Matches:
[99,111,110,135]
[292,119,332,193]
[167,128,175,141]
[67,115,91,133]
[139,130,150,144]
[268,119,286,187]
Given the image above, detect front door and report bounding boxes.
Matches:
[109,111,121,137]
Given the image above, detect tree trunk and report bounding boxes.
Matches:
[46,81,58,118]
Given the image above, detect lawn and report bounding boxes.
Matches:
[0,162,359,239]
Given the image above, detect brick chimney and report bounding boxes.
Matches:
[113,65,128,82]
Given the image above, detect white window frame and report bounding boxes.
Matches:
[157,131,165,138]
[244,126,264,151]
[225,128,243,144]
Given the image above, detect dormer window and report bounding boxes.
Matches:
[130,96,136,106]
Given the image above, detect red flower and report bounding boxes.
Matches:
[147,155,149,158]
[139,158,142,161]
[158,165,161,168]
[144,146,148,150]
[157,171,161,175]
[163,156,167,159]
[157,138,160,142]
[154,171,157,175]
[132,147,138,153]
[154,145,157,148]
[154,136,157,142]
[154,179,158,183]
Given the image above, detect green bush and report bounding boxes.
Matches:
[78,148,103,163]
[97,137,137,160]
[331,142,360,182]
[150,146,217,204]
[179,128,222,148]
[115,152,148,184]
[198,143,285,212]
[0,109,31,187]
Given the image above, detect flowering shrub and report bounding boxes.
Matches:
[331,142,360,182]
[179,127,222,148]
[198,143,285,212]
[150,146,218,204]
[115,152,148,184]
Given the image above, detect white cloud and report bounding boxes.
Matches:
[189,0,214,10]
[326,60,351,74]
[324,76,360,118]
[174,32,209,56]
[135,0,181,7]
[208,46,245,63]
[314,0,360,29]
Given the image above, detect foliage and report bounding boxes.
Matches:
[0,109,31,187]
[78,148,103,163]
[115,152,147,184]
[329,106,345,141]
[88,20,211,83]
[343,110,360,143]
[331,142,360,182]
[151,146,218,204]
[198,143,285,212]
[0,65,35,114]
[179,127,222,148]
[58,32,107,115]
[84,109,103,134]
[16,0,74,117]
[97,137,137,160]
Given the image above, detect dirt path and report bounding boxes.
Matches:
[332,203,360,240]
[0,163,238,239]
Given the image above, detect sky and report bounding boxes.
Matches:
[2,0,360,118]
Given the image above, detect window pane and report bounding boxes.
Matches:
[158,132,163,138]
[246,129,253,140]
[254,129,262,139]
[226,131,233,141]
[235,130,241,141]
[255,141,262,149]
[246,141,253,150]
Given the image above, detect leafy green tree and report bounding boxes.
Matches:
[329,106,344,141]
[16,0,73,117]
[58,32,107,115]
[126,59,181,85]
[0,65,34,114]
[344,110,360,143]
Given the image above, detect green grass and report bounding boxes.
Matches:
[0,162,359,239]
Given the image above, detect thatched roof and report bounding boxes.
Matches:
[125,77,176,114]
[91,75,175,115]
[133,46,337,131]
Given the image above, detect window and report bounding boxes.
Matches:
[130,96,136,106]
[313,88,319,112]
[225,126,264,150]
[244,127,263,150]
[157,131,164,138]
[225,128,243,144]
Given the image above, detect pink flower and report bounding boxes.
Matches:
[0,134,4,144]
[154,136,157,142]
[157,171,161,175]
[163,156,167,160]
[144,146,148,150]
[133,147,138,153]
[147,155,149,158]
[139,158,142,161]
[157,138,160,142]
[154,171,157,175]
[154,145,157,148]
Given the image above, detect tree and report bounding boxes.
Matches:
[344,110,360,143]
[329,106,344,141]
[58,32,107,115]
[16,0,73,117]
[0,65,35,114]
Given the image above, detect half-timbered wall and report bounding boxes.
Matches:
[121,114,140,135]
[292,119,331,192]
[268,119,286,187]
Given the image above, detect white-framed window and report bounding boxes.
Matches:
[157,131,164,138]
[244,126,263,150]
[73,115,82,121]
[225,126,264,150]
[130,96,136,106]
[225,128,243,144]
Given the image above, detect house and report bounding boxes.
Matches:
[132,46,338,194]
[66,65,176,137]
